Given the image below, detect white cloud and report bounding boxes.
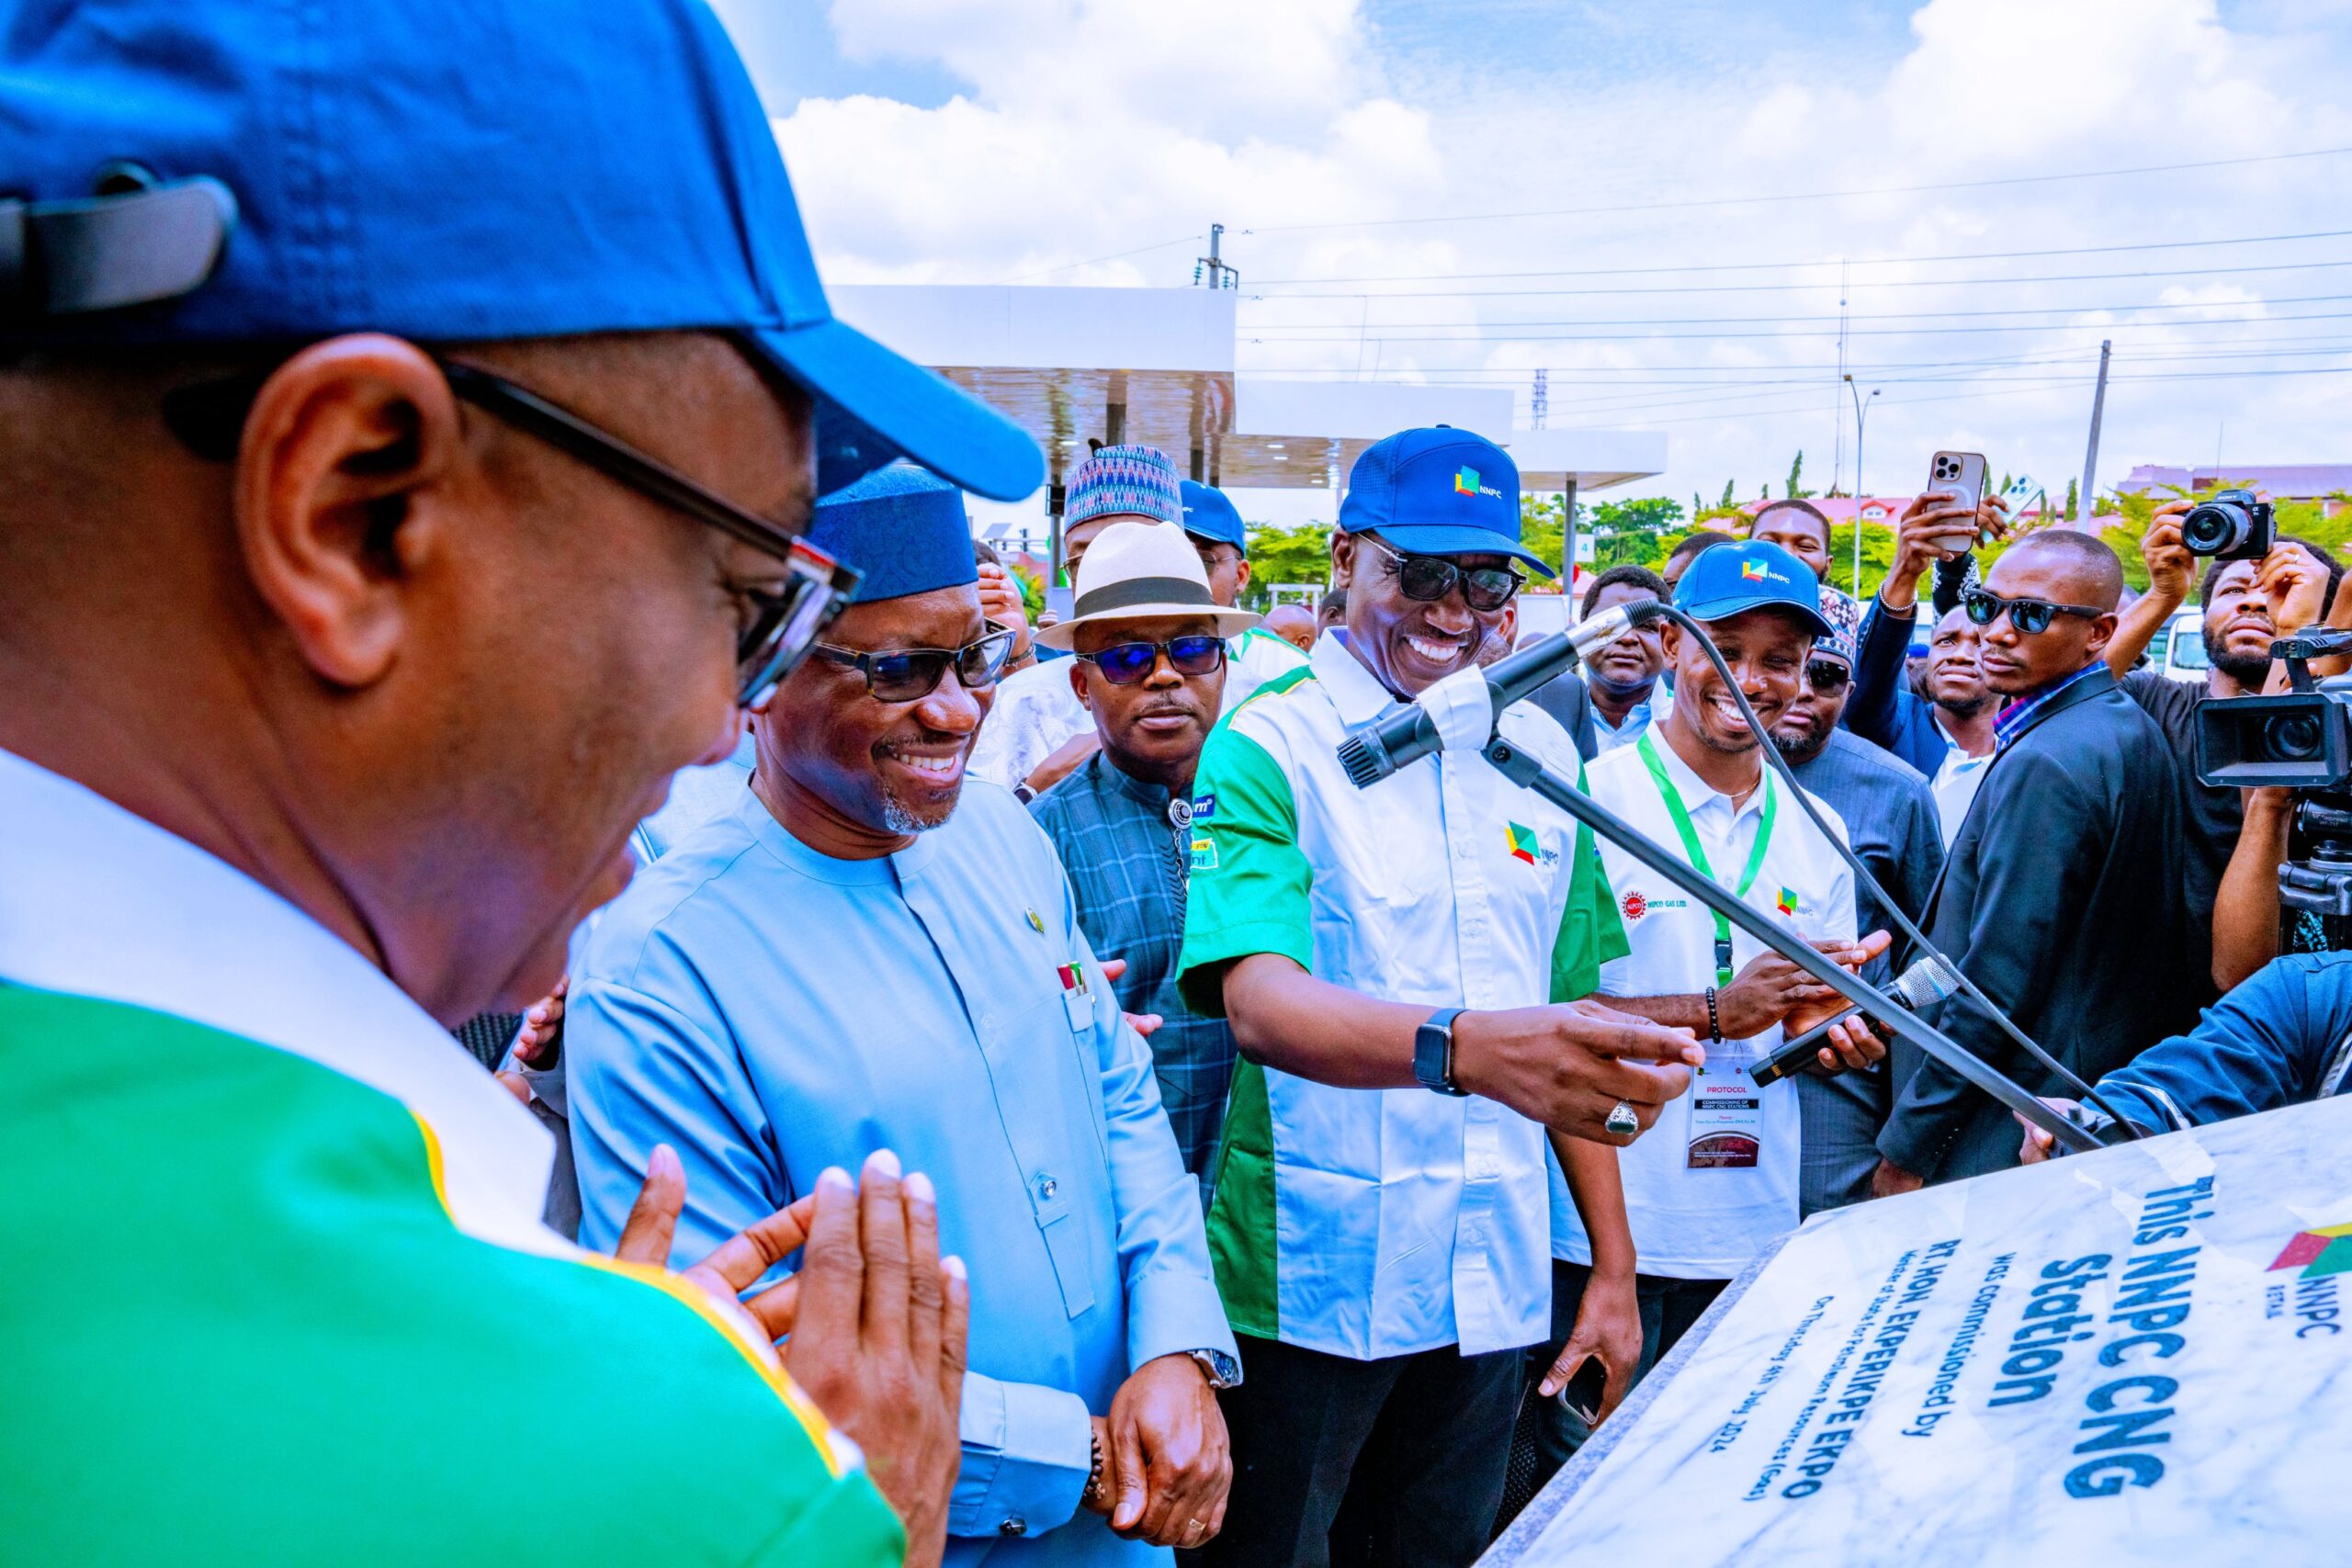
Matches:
[764,0,2352,526]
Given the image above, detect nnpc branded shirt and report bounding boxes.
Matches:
[971,628,1309,790]
[0,748,899,1568]
[1550,712,1857,1281]
[1177,630,1629,1360]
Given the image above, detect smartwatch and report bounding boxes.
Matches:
[1413,1007,1469,1097]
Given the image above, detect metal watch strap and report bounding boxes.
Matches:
[1187,1348,1239,1389]
[1414,1007,1469,1096]
[1012,781,1038,806]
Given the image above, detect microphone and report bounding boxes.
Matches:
[1748,956,1963,1088]
[1338,601,1667,787]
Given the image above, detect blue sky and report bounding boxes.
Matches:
[747,0,2352,525]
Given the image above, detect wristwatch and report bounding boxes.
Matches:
[1413,1007,1469,1097]
[1012,781,1039,806]
[1186,1348,1240,1389]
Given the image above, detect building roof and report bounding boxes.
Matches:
[826,283,1665,498]
[2118,464,2352,500]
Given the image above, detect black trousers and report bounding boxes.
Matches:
[1193,1331,1521,1568]
[1497,1259,1727,1529]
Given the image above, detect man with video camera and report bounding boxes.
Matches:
[2101,492,2344,991]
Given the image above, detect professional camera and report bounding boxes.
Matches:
[2180,486,2275,562]
[2199,629,2352,942]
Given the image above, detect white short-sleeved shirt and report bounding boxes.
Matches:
[1550,710,1856,1281]
[1178,631,1629,1359]
[970,628,1308,790]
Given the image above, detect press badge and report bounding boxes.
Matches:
[1686,1056,1763,1169]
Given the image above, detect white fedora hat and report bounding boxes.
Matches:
[1035,521,1261,649]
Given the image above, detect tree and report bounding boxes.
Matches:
[2064,478,2079,520]
[1785,451,1815,500]
[1240,523,1333,609]
[1719,479,1736,509]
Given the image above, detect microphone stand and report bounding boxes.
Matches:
[1477,734,2106,1157]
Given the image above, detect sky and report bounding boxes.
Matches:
[728,0,2352,536]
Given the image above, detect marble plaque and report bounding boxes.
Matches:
[1491,1096,2352,1564]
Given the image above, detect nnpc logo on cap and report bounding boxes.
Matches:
[1453,466,1502,500]
[1740,559,1771,581]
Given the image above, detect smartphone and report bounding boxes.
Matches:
[1557,1353,1610,1425]
[1925,451,1988,556]
[1993,473,2041,544]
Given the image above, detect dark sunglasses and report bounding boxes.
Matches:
[813,626,1017,702]
[1962,588,2105,637]
[159,356,857,709]
[1075,635,1227,685]
[1804,659,1851,694]
[1359,536,1523,614]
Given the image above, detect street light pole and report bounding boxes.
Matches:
[1844,375,1880,599]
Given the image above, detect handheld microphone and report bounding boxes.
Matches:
[1749,956,1962,1088]
[1338,601,1667,788]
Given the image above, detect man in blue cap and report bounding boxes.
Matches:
[1530,541,1886,1503]
[0,3,1042,1563]
[973,457,1306,797]
[567,469,1241,1566]
[1177,427,1703,1566]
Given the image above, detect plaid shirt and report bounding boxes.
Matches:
[1994,660,2103,751]
[1031,753,1235,1199]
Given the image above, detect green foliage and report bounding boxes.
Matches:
[1785,452,1815,500]
[1590,495,1687,534]
[1007,559,1046,619]
[1241,522,1334,610]
[1719,479,1736,509]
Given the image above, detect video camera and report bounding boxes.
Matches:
[2180,487,2275,561]
[2199,629,2352,933]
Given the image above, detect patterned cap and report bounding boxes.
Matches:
[1815,584,1863,666]
[1067,445,1183,527]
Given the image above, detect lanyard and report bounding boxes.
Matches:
[1635,731,1776,989]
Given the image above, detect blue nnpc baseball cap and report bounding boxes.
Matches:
[1179,480,1249,552]
[1673,540,1833,637]
[0,0,1043,504]
[1337,427,1555,578]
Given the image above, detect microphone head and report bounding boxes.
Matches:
[1337,732,1390,790]
[1891,956,1963,1009]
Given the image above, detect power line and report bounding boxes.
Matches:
[1239,302,2352,347]
[1246,255,2352,301]
[1244,229,2352,287]
[1240,145,2352,235]
[1245,287,2352,334]
[988,231,1203,286]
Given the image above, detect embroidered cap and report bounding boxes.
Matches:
[1067,446,1183,527]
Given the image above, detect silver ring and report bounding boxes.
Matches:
[1604,1100,1640,1138]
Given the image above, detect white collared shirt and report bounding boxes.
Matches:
[1592,691,1657,753]
[1179,631,1628,1359]
[1553,711,1856,1280]
[0,746,568,1258]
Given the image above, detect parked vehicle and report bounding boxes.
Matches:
[2161,606,2208,684]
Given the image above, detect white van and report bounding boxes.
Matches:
[2159,606,2207,684]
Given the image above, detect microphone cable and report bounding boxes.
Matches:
[1638,600,2147,1141]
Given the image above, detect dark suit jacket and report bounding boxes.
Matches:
[1530,669,1601,762]
[1876,666,2197,1183]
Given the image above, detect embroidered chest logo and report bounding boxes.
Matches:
[1621,890,1648,922]
[1775,886,1801,916]
[1190,834,1219,872]
[1505,822,1559,868]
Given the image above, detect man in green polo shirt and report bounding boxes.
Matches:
[0,3,1045,1563]
[1178,429,1703,1566]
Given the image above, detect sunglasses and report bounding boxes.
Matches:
[1804,658,1851,694]
[812,626,1017,702]
[1075,635,1227,685]
[1359,536,1523,614]
[160,356,857,710]
[1962,588,2106,637]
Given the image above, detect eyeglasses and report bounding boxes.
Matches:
[812,626,1017,702]
[159,356,858,709]
[1075,635,1227,685]
[1804,659,1852,694]
[1961,588,2106,637]
[1358,536,1523,613]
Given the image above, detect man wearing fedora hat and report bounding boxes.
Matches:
[971,448,1306,800]
[1031,523,1264,1197]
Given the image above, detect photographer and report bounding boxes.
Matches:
[2104,499,2348,988]
[2018,953,2352,1158]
